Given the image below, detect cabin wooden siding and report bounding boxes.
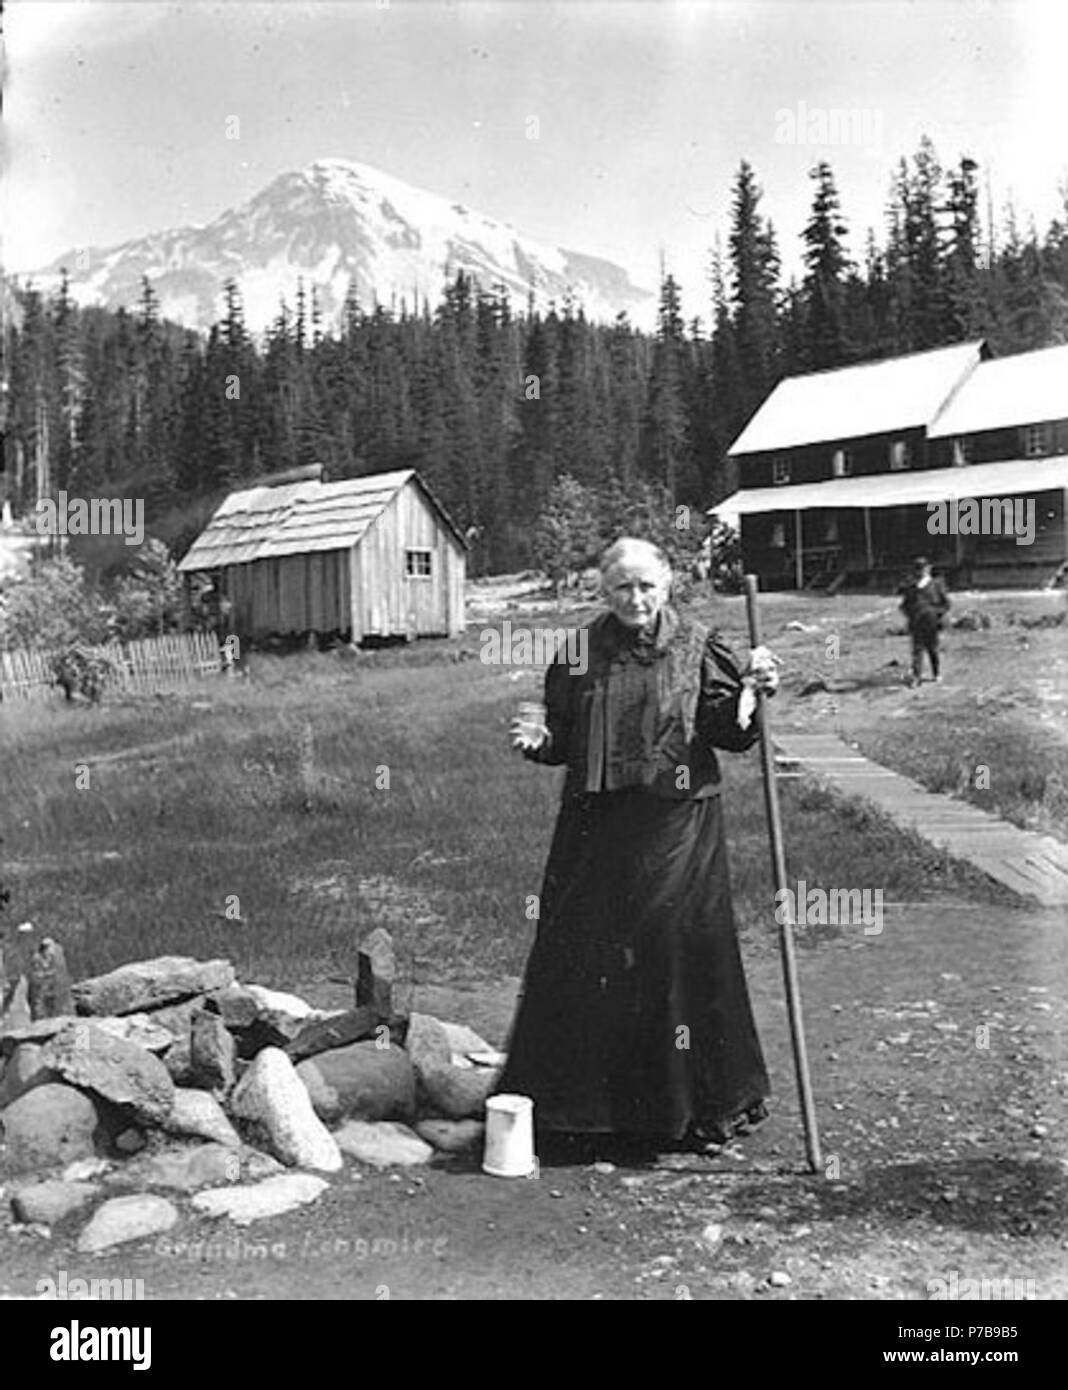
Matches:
[351,481,464,639]
[219,549,351,639]
[206,475,465,640]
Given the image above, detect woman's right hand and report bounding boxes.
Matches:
[510,716,550,752]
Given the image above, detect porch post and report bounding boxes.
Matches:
[863,507,874,571]
[795,510,803,590]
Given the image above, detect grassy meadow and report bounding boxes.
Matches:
[0,586,1030,1000]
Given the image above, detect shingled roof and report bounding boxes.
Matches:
[177,469,466,572]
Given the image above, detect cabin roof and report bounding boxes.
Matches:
[727,341,987,456]
[725,454,1068,515]
[178,468,467,571]
[927,343,1068,438]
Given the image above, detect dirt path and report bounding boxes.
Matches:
[3,901,1064,1301]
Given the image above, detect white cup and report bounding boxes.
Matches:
[482,1094,536,1177]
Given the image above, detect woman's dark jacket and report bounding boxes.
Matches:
[523,605,759,800]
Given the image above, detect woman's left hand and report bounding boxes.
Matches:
[744,644,782,696]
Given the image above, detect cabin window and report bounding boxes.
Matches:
[1023,423,1050,457]
[772,455,792,485]
[831,448,852,478]
[889,439,911,470]
[952,437,971,466]
[405,549,433,578]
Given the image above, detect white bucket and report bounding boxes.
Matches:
[482,1093,536,1177]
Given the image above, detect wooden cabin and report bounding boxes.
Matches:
[723,341,1068,590]
[178,467,467,642]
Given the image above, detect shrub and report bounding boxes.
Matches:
[0,554,114,651]
[109,538,187,640]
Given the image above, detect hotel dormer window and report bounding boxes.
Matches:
[889,439,911,470]
[1023,423,1050,458]
[952,437,971,466]
[832,448,852,478]
[772,455,792,485]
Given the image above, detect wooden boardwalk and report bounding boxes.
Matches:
[773,731,1068,907]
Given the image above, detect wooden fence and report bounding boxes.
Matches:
[0,631,223,702]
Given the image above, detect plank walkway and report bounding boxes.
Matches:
[773,731,1068,907]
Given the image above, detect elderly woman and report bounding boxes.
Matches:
[496,537,779,1153]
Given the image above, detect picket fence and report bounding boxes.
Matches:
[0,631,223,702]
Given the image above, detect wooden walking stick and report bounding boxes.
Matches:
[744,574,822,1173]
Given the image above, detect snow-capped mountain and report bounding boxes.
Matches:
[29,159,655,334]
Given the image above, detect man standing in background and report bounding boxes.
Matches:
[899,556,950,687]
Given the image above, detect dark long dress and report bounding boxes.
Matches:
[496,612,771,1139]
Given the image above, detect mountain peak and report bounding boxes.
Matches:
[30,160,653,335]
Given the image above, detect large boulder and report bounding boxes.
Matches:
[296,1042,415,1124]
[2,1013,172,1056]
[203,984,260,1032]
[189,1010,236,1096]
[192,1173,328,1226]
[229,1048,342,1172]
[238,985,337,1054]
[0,1083,102,1172]
[0,1042,55,1109]
[405,1013,453,1083]
[42,1023,175,1125]
[334,1120,433,1168]
[440,1020,498,1062]
[10,1179,99,1225]
[356,927,396,1016]
[163,1036,195,1086]
[77,1194,178,1253]
[107,1142,241,1193]
[162,1088,241,1148]
[147,996,207,1039]
[419,1063,500,1120]
[285,1007,378,1064]
[72,956,234,1017]
[1,1015,79,1057]
[415,1118,485,1154]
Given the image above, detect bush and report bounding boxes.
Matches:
[50,643,125,703]
[532,473,705,592]
[531,475,604,585]
[0,554,114,651]
[109,538,187,640]
[0,540,189,655]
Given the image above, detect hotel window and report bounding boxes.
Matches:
[772,455,792,485]
[832,448,852,478]
[405,548,433,578]
[952,437,971,466]
[1023,423,1051,458]
[889,439,911,470]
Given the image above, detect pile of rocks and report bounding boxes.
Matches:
[0,931,502,1252]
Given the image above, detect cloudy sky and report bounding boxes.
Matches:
[4,0,1067,319]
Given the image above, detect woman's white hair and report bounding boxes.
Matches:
[599,537,672,580]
